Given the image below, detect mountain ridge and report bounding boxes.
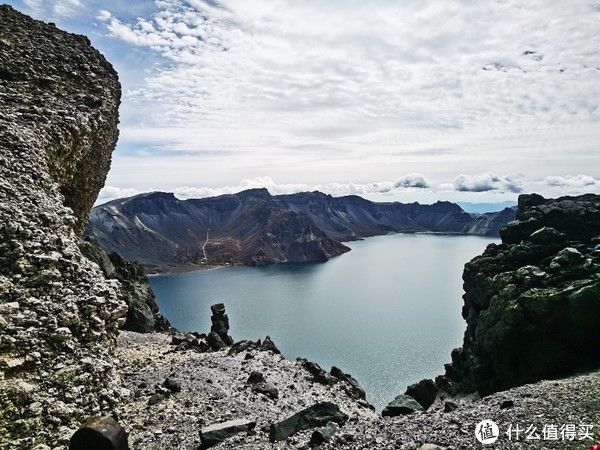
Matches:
[86,189,516,270]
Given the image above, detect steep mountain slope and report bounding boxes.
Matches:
[86,189,515,270]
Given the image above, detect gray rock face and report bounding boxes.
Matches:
[446,193,600,395]
[269,401,349,442]
[0,6,124,448]
[79,239,170,332]
[381,394,424,417]
[85,189,515,270]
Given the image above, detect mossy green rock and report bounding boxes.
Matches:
[447,194,600,395]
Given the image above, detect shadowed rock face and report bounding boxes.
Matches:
[446,193,600,395]
[85,189,515,270]
[0,6,124,447]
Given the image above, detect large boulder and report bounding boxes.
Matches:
[404,378,438,410]
[447,194,600,395]
[269,402,348,442]
[199,419,256,449]
[381,394,424,417]
[0,5,125,448]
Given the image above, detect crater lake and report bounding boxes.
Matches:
[150,233,498,411]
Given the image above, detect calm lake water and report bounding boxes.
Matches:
[150,233,497,411]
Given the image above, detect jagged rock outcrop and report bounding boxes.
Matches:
[85,189,515,271]
[207,303,234,350]
[444,193,600,395]
[79,239,171,332]
[0,6,125,448]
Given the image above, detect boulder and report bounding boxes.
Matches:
[260,336,281,354]
[405,378,438,409]
[330,366,366,400]
[381,394,424,417]
[206,331,227,351]
[309,422,338,447]
[298,358,333,385]
[443,401,458,413]
[529,226,566,245]
[246,371,265,385]
[269,402,348,442]
[199,419,255,449]
[251,382,279,400]
[69,416,128,450]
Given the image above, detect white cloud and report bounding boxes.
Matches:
[24,0,84,17]
[544,174,599,188]
[52,0,82,17]
[96,175,432,204]
[102,1,600,149]
[450,173,523,193]
[92,0,600,197]
[96,9,111,21]
[394,174,430,189]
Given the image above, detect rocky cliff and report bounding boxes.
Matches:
[85,189,515,270]
[0,6,126,448]
[443,193,600,395]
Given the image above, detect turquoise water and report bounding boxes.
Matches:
[150,233,497,411]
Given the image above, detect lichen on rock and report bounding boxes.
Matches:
[0,5,125,448]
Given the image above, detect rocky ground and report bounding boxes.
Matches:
[116,331,600,450]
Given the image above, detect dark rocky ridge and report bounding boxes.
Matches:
[85,189,515,270]
[392,193,600,415]
[0,6,125,448]
[444,193,600,395]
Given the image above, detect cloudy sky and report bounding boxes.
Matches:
[9,0,600,204]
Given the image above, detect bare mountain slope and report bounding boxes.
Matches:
[86,189,515,270]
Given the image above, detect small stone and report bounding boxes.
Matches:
[148,393,165,405]
[444,401,458,413]
[246,371,265,385]
[500,399,514,409]
[162,377,181,394]
[251,382,279,400]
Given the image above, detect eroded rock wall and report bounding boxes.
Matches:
[0,6,125,448]
[447,193,600,395]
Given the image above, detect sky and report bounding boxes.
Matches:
[8,0,600,204]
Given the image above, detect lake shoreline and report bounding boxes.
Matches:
[144,230,497,276]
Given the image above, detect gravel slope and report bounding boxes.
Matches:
[117,331,600,450]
